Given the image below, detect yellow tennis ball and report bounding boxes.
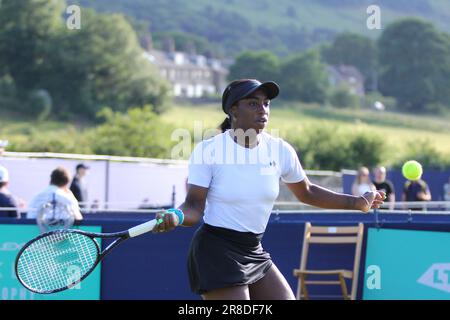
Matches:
[402,160,423,181]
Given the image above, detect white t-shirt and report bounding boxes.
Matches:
[356,183,373,196]
[27,185,82,220]
[188,130,306,234]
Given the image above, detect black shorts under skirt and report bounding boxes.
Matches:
[187,223,273,295]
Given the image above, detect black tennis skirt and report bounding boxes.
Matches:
[187,223,273,295]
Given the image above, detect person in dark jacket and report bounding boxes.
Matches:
[70,163,89,207]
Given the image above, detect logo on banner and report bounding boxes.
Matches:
[417,263,450,293]
[0,242,23,251]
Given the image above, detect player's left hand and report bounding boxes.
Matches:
[360,191,386,212]
[152,210,180,233]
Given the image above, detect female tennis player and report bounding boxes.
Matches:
[155,79,385,300]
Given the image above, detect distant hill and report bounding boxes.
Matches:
[74,0,450,56]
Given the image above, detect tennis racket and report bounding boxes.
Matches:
[15,209,183,294]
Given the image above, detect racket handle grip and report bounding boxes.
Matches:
[128,219,157,238]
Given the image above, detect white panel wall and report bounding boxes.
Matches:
[0,157,188,211]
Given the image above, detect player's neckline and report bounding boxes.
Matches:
[227,130,261,150]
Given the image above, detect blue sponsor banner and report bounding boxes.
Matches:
[364,228,450,299]
[0,224,101,300]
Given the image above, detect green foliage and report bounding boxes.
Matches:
[279,50,329,103]
[27,89,53,121]
[227,50,330,104]
[1,102,449,169]
[47,9,170,117]
[90,106,175,158]
[347,132,385,169]
[0,74,19,109]
[321,32,377,91]
[76,0,450,57]
[76,0,339,57]
[362,92,397,111]
[0,0,64,91]
[392,140,450,170]
[5,126,94,154]
[378,18,450,112]
[328,86,360,109]
[287,126,385,171]
[0,2,170,119]
[228,51,280,81]
[424,102,450,115]
[152,31,220,57]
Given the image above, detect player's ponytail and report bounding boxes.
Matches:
[219,117,231,133]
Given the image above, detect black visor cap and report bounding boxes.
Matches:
[222,79,280,114]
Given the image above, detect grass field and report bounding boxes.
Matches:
[161,102,450,163]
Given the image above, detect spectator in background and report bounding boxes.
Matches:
[0,165,20,218]
[27,167,83,221]
[70,163,89,208]
[352,166,376,196]
[444,176,450,210]
[0,140,8,156]
[402,178,432,211]
[372,166,395,210]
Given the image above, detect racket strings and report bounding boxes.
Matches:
[17,232,98,293]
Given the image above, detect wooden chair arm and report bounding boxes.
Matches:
[293,269,353,278]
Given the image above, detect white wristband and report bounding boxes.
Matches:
[361,195,371,207]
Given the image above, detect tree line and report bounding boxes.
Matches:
[0,0,169,120]
[1,1,449,118]
[77,0,337,58]
[0,0,449,169]
[229,18,450,114]
[5,106,449,170]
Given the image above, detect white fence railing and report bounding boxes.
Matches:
[2,201,450,216]
[273,201,450,213]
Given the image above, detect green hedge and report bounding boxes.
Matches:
[286,125,386,171]
[3,107,449,170]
